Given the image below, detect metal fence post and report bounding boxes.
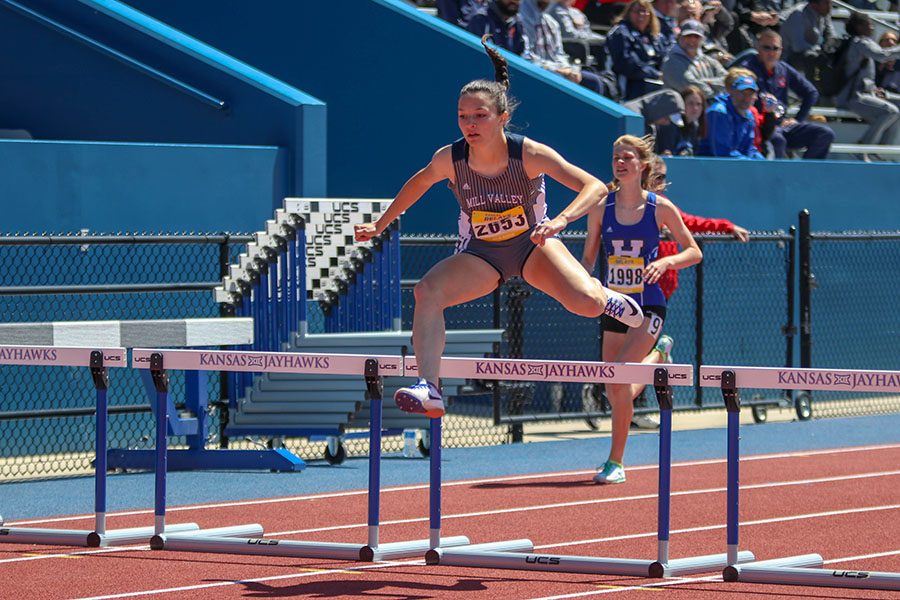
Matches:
[799,210,812,369]
[694,239,705,407]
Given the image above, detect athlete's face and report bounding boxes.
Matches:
[458,92,508,145]
[612,143,646,182]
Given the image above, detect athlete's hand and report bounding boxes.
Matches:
[643,258,670,284]
[530,216,567,247]
[732,225,750,242]
[354,223,378,242]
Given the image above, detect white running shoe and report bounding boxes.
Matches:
[630,413,661,429]
[394,379,445,418]
[593,461,626,484]
[603,290,643,328]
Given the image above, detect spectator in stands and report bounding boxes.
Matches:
[526,0,613,96]
[876,31,899,94]
[580,135,701,478]
[654,85,710,154]
[653,0,680,54]
[734,0,782,39]
[738,29,834,158]
[697,67,766,158]
[780,0,835,77]
[438,0,487,26]
[623,89,687,150]
[676,0,734,63]
[548,0,608,71]
[575,0,629,27]
[606,0,668,99]
[836,12,900,153]
[661,20,728,98]
[355,37,643,420]
[467,0,527,55]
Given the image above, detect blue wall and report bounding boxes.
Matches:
[0,0,325,230]
[118,0,642,233]
[0,140,287,232]
[664,157,900,231]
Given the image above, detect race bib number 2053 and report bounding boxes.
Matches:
[472,206,529,242]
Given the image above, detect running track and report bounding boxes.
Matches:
[1,414,899,599]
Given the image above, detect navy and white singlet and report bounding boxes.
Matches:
[448,133,547,282]
[601,191,666,307]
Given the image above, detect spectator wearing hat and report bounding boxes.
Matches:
[738,29,834,159]
[661,19,728,98]
[623,88,687,154]
[697,67,766,158]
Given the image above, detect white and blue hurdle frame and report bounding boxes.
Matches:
[0,345,199,547]
[133,348,469,561]
[422,357,753,576]
[702,365,900,591]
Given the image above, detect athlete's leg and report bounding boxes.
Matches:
[602,321,659,465]
[411,252,500,385]
[522,238,642,326]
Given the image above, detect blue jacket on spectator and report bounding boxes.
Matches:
[467,1,527,55]
[738,54,818,122]
[438,0,485,27]
[698,92,765,159]
[606,20,666,100]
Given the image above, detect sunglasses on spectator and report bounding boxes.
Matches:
[760,44,782,51]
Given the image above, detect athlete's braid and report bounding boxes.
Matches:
[481,34,510,89]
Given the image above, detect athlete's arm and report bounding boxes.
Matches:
[354,146,453,242]
[581,199,607,274]
[522,138,608,246]
[644,197,702,284]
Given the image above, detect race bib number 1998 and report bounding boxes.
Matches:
[607,255,644,294]
[472,206,529,242]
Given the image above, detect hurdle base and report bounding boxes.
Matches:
[106,449,305,472]
[723,553,824,582]
[361,535,471,562]
[649,551,756,578]
[727,562,900,591]
[88,522,200,547]
[426,541,699,576]
[150,524,265,550]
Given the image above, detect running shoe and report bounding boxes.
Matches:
[603,290,643,328]
[394,379,445,418]
[630,413,661,429]
[593,460,626,484]
[654,334,674,364]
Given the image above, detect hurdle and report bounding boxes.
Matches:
[0,344,200,547]
[422,356,754,576]
[132,347,471,560]
[701,365,900,591]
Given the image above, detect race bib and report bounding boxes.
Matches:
[607,255,644,294]
[471,206,529,242]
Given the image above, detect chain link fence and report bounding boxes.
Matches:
[1,223,899,480]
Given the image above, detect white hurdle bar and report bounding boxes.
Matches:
[131,348,469,561]
[420,357,753,576]
[0,345,201,547]
[701,365,900,591]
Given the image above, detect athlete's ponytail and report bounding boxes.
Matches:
[458,35,519,119]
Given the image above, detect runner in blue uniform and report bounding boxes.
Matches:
[581,134,702,483]
[355,36,644,419]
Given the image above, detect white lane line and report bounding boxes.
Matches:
[8,442,900,527]
[824,549,900,564]
[0,545,142,564]
[268,469,900,537]
[536,504,900,550]
[72,558,422,600]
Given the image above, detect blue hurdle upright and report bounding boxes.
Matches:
[0,344,199,547]
[702,365,900,592]
[422,357,754,576]
[134,348,470,561]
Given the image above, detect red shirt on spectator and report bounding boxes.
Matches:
[657,203,738,299]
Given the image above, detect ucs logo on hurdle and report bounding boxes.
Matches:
[525,555,562,565]
[832,571,870,579]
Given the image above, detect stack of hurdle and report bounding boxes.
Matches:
[0,318,263,546]
[701,364,900,592]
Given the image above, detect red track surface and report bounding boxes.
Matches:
[2,444,899,599]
